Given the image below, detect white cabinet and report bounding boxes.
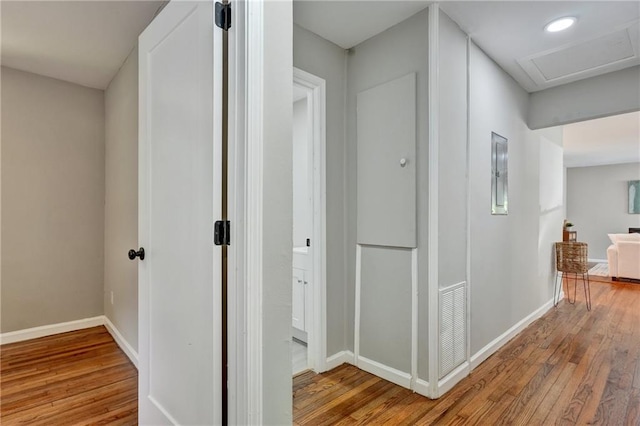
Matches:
[292,267,306,332]
[292,248,310,343]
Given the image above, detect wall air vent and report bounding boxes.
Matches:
[518,20,640,91]
[439,282,467,379]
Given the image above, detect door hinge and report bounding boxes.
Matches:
[214,220,231,246]
[215,2,231,31]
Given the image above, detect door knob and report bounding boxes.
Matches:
[128,247,145,261]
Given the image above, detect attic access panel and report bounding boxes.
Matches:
[357,73,417,248]
[517,21,640,90]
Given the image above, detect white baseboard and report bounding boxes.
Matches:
[0,316,104,345]
[357,355,412,388]
[414,378,431,397]
[325,350,354,370]
[437,361,470,397]
[291,327,307,344]
[470,298,554,370]
[103,316,139,368]
[588,258,607,264]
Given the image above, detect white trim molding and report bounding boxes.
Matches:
[354,244,362,363]
[103,316,139,368]
[226,0,248,423]
[357,355,412,389]
[588,258,607,264]
[411,249,418,390]
[293,67,328,374]
[427,2,441,398]
[470,298,555,370]
[0,316,104,345]
[353,244,415,391]
[245,0,265,422]
[326,350,355,370]
[437,361,470,397]
[414,378,431,397]
[465,35,473,381]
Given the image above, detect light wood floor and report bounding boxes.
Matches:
[294,278,640,425]
[0,326,137,425]
[1,278,636,425]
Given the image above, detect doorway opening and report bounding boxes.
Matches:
[291,68,327,376]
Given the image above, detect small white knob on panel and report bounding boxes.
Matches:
[400,158,408,167]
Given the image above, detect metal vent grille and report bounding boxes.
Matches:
[439,282,467,379]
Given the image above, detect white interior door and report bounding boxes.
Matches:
[138,1,222,424]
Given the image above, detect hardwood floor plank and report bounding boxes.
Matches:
[467,393,515,425]
[1,326,137,425]
[2,363,136,416]
[354,391,420,425]
[332,382,408,425]
[625,388,640,426]
[528,362,577,424]
[300,375,381,416]
[298,377,384,425]
[294,281,640,425]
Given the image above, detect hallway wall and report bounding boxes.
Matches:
[346,8,429,379]
[1,67,105,332]
[293,24,349,357]
[104,47,139,352]
[468,41,559,357]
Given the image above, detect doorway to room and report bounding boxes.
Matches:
[291,68,327,376]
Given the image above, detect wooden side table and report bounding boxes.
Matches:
[563,230,577,242]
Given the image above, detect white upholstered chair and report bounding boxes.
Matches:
[607,233,640,281]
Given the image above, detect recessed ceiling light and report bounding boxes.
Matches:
[545,17,577,33]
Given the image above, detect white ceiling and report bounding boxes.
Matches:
[1,1,164,90]
[441,1,640,92]
[563,111,640,168]
[294,1,430,49]
[2,1,637,98]
[294,1,640,93]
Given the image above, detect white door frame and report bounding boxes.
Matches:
[226,0,250,423]
[227,0,265,423]
[226,1,325,418]
[293,67,327,373]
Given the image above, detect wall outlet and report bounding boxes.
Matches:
[110,291,114,305]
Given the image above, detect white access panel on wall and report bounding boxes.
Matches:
[357,73,416,248]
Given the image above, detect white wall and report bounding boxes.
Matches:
[431,10,470,383]
[438,11,468,292]
[346,9,428,378]
[567,163,640,260]
[529,66,640,130]
[289,4,574,399]
[536,126,564,301]
[293,24,348,357]
[430,10,563,391]
[1,67,105,332]
[292,98,311,248]
[469,41,556,355]
[104,47,138,351]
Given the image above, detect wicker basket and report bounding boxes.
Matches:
[555,242,588,274]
